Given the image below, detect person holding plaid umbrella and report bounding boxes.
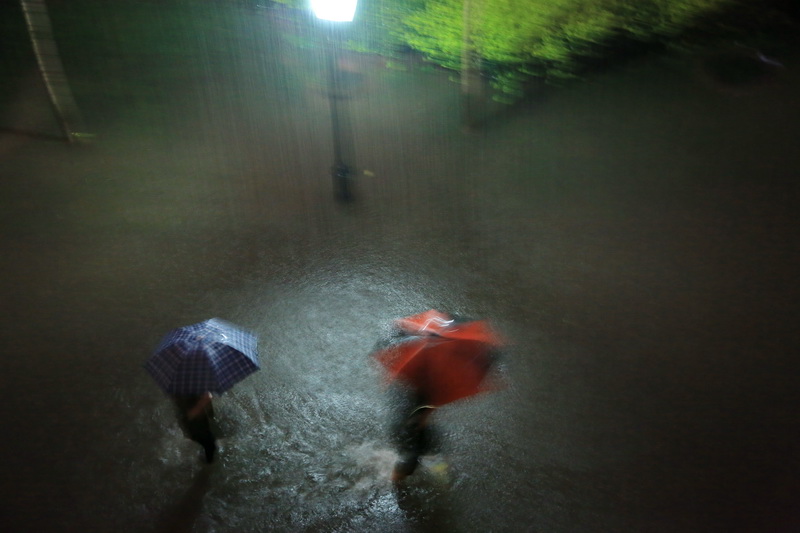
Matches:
[145,318,260,464]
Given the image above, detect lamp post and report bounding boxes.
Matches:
[311,0,358,202]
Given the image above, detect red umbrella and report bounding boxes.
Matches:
[373,310,503,406]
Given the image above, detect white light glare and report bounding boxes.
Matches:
[310,0,358,22]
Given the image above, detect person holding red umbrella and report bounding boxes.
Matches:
[373,310,503,482]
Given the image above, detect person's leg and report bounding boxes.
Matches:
[188,418,217,463]
[392,412,433,481]
[201,437,217,463]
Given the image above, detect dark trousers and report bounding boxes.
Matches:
[186,416,216,462]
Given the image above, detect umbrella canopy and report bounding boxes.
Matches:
[144,318,260,395]
[373,310,502,406]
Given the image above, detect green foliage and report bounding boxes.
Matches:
[382,0,737,100]
[401,0,463,68]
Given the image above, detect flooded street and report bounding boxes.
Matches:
[2,3,799,532]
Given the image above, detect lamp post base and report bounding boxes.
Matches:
[332,162,352,203]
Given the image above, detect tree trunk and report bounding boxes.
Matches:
[20,0,86,142]
[460,0,481,132]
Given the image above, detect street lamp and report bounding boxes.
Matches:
[310,0,357,22]
[311,0,358,202]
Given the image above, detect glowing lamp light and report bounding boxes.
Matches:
[310,0,358,22]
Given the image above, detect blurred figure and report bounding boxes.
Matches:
[373,310,504,482]
[172,392,217,463]
[392,399,437,482]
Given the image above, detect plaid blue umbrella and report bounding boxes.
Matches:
[144,318,260,394]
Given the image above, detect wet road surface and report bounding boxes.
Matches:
[1,3,800,532]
